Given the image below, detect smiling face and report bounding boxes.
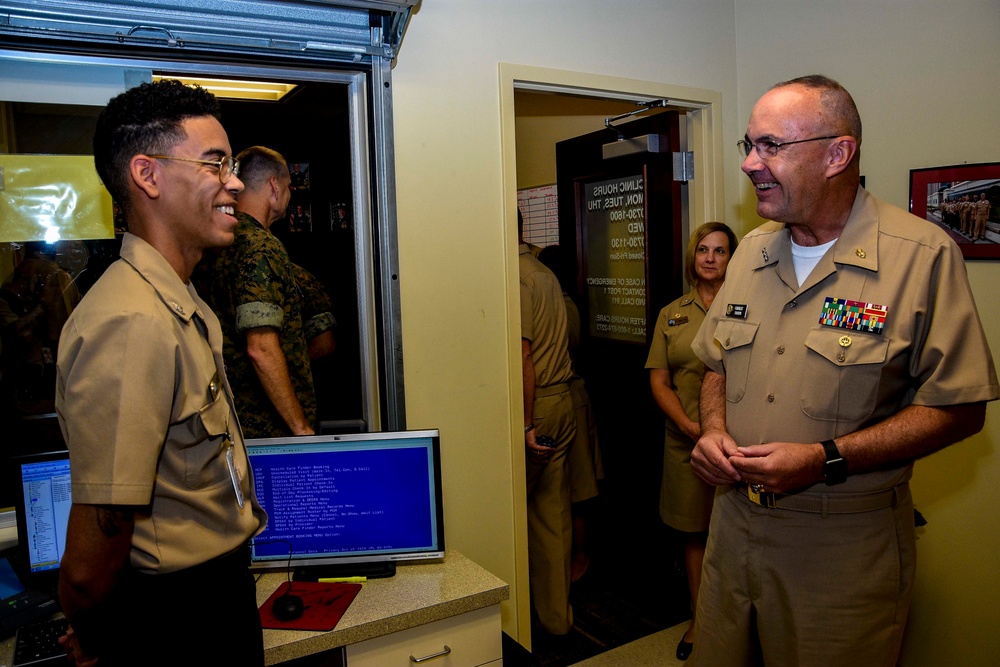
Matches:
[694,230,732,285]
[155,115,243,252]
[741,85,835,225]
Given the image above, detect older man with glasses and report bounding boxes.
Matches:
[687,74,998,665]
[56,79,267,666]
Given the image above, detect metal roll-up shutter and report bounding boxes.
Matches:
[0,0,416,64]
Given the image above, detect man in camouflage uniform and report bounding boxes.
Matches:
[196,146,315,438]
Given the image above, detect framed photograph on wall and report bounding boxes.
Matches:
[909,162,1000,259]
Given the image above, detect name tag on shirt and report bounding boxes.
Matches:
[726,304,748,319]
[668,315,688,326]
[819,297,887,335]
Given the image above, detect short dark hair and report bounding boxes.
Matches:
[93,79,221,211]
[772,74,862,143]
[235,146,289,192]
[685,222,738,286]
[537,244,575,296]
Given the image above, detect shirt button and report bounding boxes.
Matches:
[777,346,785,354]
[725,337,731,346]
[789,300,797,308]
[767,393,775,402]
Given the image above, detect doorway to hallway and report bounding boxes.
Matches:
[510,82,713,662]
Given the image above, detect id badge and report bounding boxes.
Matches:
[224,435,246,509]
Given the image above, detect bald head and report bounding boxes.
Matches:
[771,75,862,146]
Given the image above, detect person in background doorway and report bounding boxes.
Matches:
[196,146,316,439]
[518,209,577,636]
[537,243,603,585]
[644,221,737,661]
[56,79,266,666]
[689,74,998,666]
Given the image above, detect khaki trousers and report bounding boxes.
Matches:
[525,383,576,635]
[690,483,915,666]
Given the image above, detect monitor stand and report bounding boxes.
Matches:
[293,560,396,581]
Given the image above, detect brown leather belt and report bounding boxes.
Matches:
[738,483,901,514]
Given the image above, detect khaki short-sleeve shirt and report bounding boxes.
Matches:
[56,233,265,573]
[519,244,573,388]
[645,289,708,427]
[692,188,999,494]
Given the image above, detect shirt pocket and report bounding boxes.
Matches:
[714,319,759,403]
[182,393,231,489]
[801,328,889,422]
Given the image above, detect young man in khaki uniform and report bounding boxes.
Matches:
[56,80,266,666]
[689,75,998,666]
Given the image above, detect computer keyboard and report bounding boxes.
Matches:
[12,616,68,667]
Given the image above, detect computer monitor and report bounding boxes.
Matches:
[12,450,72,587]
[246,429,445,579]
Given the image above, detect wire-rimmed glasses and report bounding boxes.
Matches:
[737,135,839,159]
[148,155,240,183]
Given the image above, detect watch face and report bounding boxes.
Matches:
[824,457,847,484]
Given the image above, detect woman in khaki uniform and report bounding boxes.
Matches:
[645,222,737,660]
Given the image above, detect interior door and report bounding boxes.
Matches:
[555,109,685,575]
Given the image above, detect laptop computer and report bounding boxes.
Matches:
[1,450,71,639]
[0,548,59,638]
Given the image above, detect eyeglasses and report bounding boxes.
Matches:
[148,155,240,183]
[737,135,839,159]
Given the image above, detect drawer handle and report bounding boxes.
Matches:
[409,645,451,663]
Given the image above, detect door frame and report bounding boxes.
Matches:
[498,62,724,647]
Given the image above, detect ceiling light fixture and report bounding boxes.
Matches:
[152,75,297,102]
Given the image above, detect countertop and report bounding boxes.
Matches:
[261,549,508,665]
[1,549,508,667]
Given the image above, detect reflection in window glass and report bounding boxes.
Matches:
[1,87,365,509]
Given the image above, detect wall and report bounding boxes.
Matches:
[513,92,638,190]
[390,0,739,645]
[733,1,1000,665]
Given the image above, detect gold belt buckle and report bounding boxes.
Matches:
[747,484,775,508]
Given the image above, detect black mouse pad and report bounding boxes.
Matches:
[259,581,362,631]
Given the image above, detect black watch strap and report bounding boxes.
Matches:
[821,439,847,485]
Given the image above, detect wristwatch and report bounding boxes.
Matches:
[821,439,847,485]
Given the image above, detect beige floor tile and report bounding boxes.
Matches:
[569,621,689,666]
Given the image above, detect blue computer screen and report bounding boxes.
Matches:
[247,430,444,566]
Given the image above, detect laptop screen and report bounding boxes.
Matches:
[0,556,25,600]
[14,451,72,576]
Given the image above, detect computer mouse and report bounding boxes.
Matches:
[272,593,304,621]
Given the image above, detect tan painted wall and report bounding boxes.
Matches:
[513,93,638,190]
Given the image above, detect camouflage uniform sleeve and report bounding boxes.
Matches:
[234,230,291,333]
[292,263,336,341]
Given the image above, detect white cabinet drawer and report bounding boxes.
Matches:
[346,605,501,667]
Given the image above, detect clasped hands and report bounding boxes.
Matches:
[691,429,824,494]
